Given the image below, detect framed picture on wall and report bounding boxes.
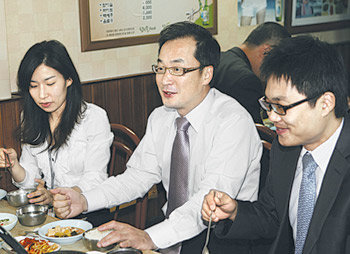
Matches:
[79,0,217,52]
[285,0,350,34]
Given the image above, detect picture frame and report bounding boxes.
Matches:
[285,0,350,34]
[79,0,217,52]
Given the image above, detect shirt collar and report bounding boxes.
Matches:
[183,88,214,133]
[301,118,344,174]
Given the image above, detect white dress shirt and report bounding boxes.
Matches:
[84,88,262,249]
[14,103,114,192]
[289,119,344,241]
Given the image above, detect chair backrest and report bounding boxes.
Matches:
[109,124,147,229]
[255,124,276,195]
[255,123,276,144]
[109,124,140,177]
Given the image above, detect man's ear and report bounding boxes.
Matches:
[202,65,214,86]
[260,44,272,57]
[320,91,336,117]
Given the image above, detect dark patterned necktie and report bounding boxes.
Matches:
[295,152,318,254]
[166,117,190,217]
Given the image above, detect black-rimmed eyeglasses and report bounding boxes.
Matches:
[258,94,321,116]
[152,65,202,76]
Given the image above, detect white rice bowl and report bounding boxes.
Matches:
[85,228,113,241]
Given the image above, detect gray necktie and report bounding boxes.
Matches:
[161,118,190,254]
[295,152,317,254]
[166,117,190,218]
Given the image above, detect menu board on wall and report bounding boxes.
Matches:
[79,0,217,51]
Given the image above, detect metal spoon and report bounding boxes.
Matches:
[202,211,212,254]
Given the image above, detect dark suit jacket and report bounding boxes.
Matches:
[215,113,350,254]
[213,47,263,124]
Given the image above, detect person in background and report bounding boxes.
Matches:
[51,21,262,253]
[202,36,350,254]
[213,22,290,123]
[0,40,113,225]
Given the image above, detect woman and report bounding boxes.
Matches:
[0,40,113,206]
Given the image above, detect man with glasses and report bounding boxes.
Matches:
[51,21,262,253]
[202,35,350,254]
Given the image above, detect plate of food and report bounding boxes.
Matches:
[0,213,17,231]
[0,189,7,200]
[14,236,61,253]
[38,219,93,245]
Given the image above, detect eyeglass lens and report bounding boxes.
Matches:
[259,99,285,115]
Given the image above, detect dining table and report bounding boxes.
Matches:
[0,199,158,254]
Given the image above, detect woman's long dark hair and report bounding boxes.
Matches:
[17,40,86,151]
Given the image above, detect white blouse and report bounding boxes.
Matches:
[14,103,114,192]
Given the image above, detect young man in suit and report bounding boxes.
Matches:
[213,22,290,123]
[202,35,350,254]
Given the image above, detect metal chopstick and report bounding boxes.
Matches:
[3,151,12,174]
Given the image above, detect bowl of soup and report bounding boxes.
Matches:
[38,219,93,245]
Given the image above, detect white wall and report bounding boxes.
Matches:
[0,0,11,99]
[1,0,349,96]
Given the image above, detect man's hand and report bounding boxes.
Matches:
[96,221,157,250]
[27,179,53,205]
[201,189,238,223]
[50,187,88,219]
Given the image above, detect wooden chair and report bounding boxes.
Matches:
[109,123,148,229]
[255,123,276,194]
[255,123,276,146]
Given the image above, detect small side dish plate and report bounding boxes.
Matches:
[15,236,61,253]
[0,213,17,231]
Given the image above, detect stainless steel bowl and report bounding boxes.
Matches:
[16,204,48,226]
[6,188,35,207]
[107,248,142,254]
[82,228,116,251]
[51,251,86,254]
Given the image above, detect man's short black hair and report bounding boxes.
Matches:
[244,22,291,47]
[261,35,348,118]
[158,21,221,70]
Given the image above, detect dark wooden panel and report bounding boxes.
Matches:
[0,99,21,191]
[103,80,121,124]
[81,83,93,102]
[133,77,147,136]
[117,79,135,129]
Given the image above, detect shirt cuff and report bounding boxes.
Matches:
[145,219,178,249]
[83,188,106,212]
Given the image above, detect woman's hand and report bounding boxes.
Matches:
[0,148,26,182]
[27,179,53,205]
[0,148,18,169]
